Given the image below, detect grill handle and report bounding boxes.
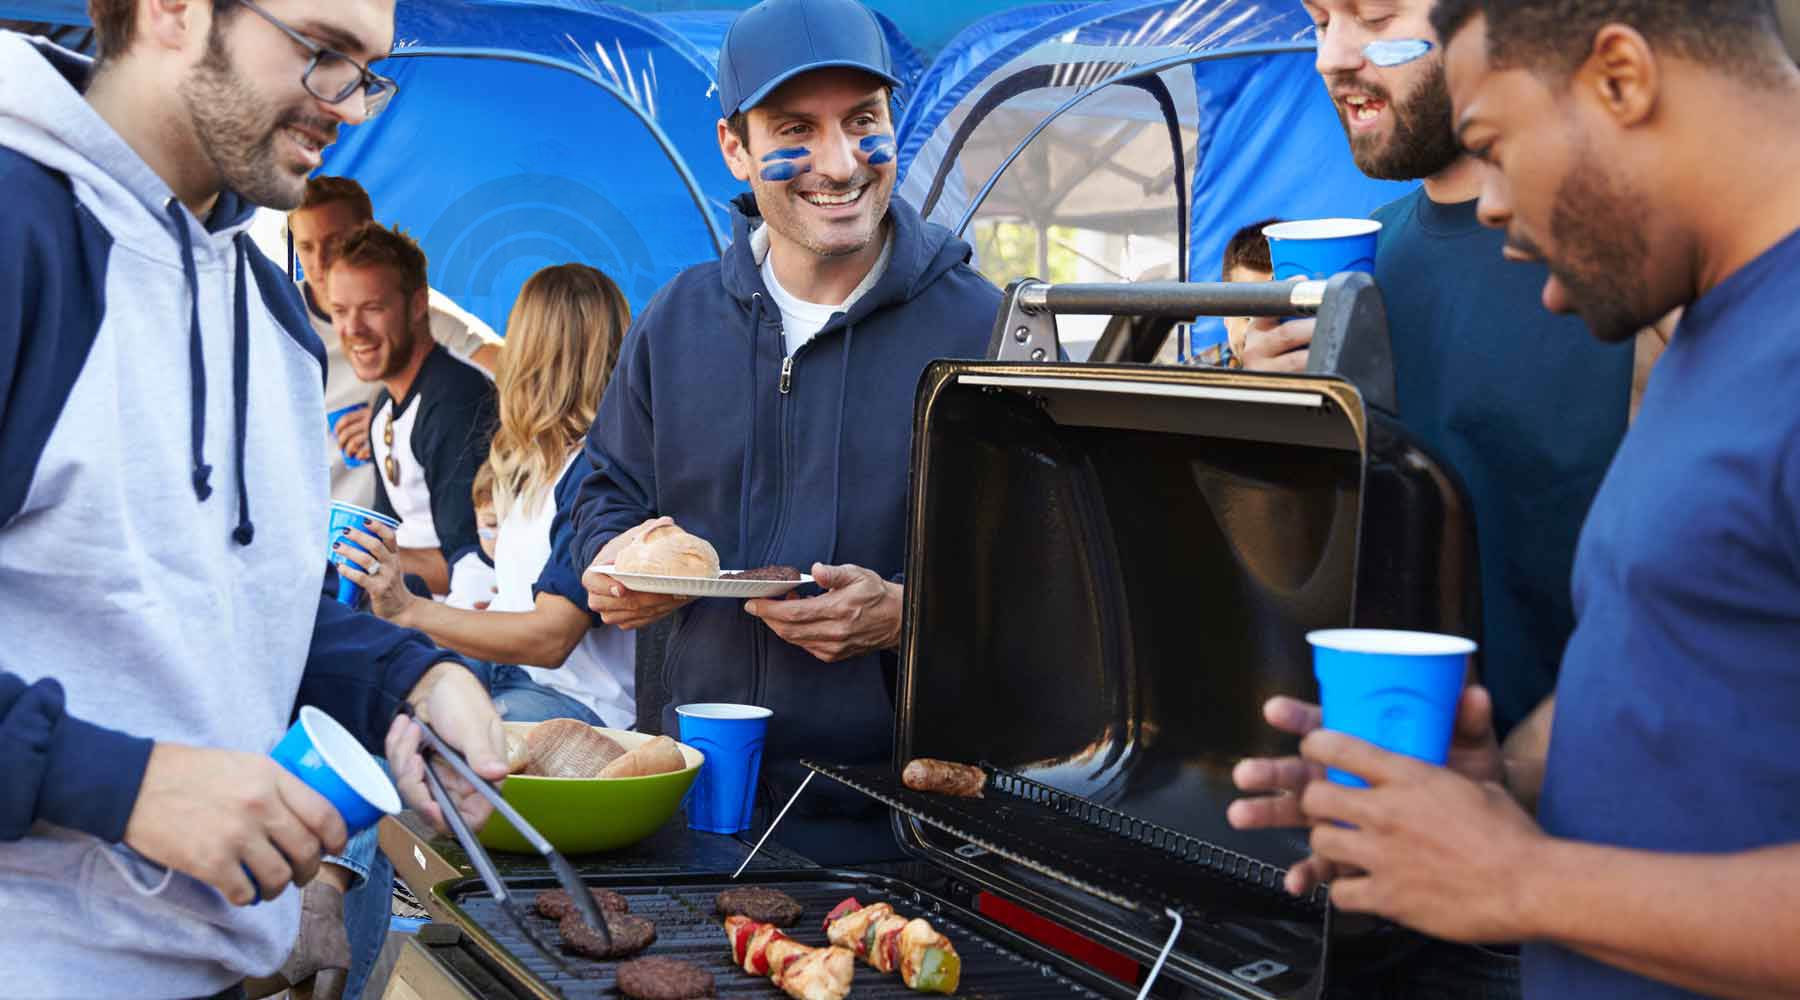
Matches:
[1019,279,1327,317]
[987,272,1397,414]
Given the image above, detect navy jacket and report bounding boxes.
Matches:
[572,194,999,862]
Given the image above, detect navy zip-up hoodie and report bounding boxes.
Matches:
[573,193,999,862]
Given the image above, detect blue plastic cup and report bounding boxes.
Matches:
[1308,629,1476,788]
[270,706,401,835]
[1263,219,1383,281]
[676,703,772,834]
[327,500,400,606]
[327,403,370,469]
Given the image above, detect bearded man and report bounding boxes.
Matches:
[0,4,507,997]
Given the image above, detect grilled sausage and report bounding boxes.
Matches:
[901,759,986,798]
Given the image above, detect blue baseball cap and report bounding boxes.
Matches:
[717,0,901,117]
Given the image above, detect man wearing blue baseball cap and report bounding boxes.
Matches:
[572,0,1001,863]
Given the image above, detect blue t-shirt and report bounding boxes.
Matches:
[1526,226,1800,997]
[1373,190,1633,735]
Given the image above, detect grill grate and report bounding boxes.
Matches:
[443,874,1123,999]
[804,762,1325,923]
[988,769,1328,909]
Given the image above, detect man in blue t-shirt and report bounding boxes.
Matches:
[1265,2,1800,997]
[1239,0,1639,748]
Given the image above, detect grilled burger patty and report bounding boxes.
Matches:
[558,911,657,959]
[535,887,630,921]
[714,886,804,927]
[720,565,802,581]
[616,956,717,999]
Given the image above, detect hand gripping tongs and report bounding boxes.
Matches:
[402,705,613,969]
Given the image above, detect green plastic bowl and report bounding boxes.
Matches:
[477,724,704,855]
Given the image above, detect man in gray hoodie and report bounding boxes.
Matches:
[0,2,507,997]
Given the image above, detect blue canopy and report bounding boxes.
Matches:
[895,0,1414,359]
[315,0,743,331]
[1,0,743,331]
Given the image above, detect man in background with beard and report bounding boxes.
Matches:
[1273,1,1800,996]
[1241,1,1635,749]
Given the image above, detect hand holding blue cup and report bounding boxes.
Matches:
[1308,629,1476,788]
[242,707,400,903]
[676,703,771,834]
[328,500,400,606]
[326,402,370,468]
[270,706,401,835]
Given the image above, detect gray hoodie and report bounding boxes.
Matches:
[0,33,466,997]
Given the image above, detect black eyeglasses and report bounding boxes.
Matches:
[237,0,398,119]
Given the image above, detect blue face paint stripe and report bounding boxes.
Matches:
[1363,38,1433,68]
[760,162,807,182]
[758,147,812,182]
[859,133,896,166]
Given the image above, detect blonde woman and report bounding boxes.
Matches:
[338,264,635,728]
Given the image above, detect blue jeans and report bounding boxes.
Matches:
[337,667,601,999]
[489,664,605,726]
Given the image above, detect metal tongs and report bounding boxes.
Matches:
[403,705,613,965]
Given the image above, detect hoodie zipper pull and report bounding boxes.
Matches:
[780,355,794,395]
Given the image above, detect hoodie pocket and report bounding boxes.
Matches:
[80,838,291,972]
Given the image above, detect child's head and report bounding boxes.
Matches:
[473,462,498,561]
[1220,218,1281,356]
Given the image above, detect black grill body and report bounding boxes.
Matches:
[885,356,1478,997]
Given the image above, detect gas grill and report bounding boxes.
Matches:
[400,274,1479,1000]
[440,871,1125,999]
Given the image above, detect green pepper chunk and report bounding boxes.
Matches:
[915,946,962,994]
[865,922,880,956]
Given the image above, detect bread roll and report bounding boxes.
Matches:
[599,734,688,779]
[505,730,533,774]
[524,719,627,778]
[614,523,720,578]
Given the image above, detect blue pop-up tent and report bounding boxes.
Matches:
[1,0,744,331]
[315,0,742,330]
[896,0,1414,359]
[4,0,1409,358]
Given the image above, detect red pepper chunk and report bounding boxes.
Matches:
[823,896,862,933]
[749,926,788,976]
[881,927,903,973]
[730,918,758,966]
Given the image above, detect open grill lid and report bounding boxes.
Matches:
[805,276,1478,999]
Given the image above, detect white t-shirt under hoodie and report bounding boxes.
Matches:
[490,454,636,729]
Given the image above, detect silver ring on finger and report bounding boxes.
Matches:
[367,560,382,576]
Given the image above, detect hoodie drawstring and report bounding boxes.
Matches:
[230,236,255,546]
[167,199,212,503]
[165,199,255,546]
[826,322,852,566]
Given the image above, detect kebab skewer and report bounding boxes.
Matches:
[823,898,962,994]
[724,915,855,1000]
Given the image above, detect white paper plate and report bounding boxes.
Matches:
[592,565,812,598]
